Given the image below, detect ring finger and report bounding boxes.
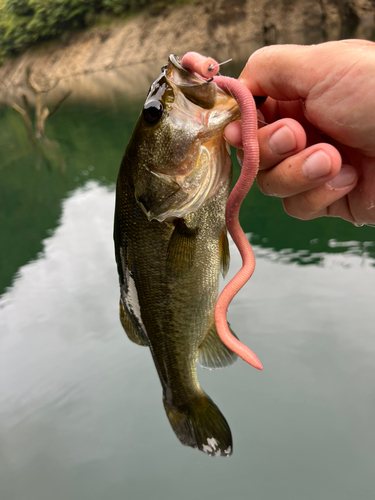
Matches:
[282,165,358,221]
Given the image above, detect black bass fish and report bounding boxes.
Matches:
[114,55,241,456]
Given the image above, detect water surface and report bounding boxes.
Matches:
[1,38,375,500]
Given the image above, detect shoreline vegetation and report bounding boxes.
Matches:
[0,0,197,64]
[0,0,374,104]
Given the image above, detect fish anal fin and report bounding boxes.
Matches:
[166,218,198,276]
[119,299,148,346]
[163,392,232,457]
[219,227,230,278]
[198,319,238,369]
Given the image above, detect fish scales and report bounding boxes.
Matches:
[116,154,229,400]
[114,55,240,456]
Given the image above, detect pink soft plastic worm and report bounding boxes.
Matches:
[180,51,219,79]
[181,52,263,370]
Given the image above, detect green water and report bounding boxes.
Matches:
[1,47,375,500]
[1,97,374,294]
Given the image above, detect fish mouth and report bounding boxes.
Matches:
[166,54,219,110]
[167,54,206,84]
[165,54,240,139]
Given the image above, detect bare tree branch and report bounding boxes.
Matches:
[26,65,59,94]
[37,106,50,138]
[21,93,31,115]
[12,103,36,147]
[48,90,72,117]
[26,66,41,95]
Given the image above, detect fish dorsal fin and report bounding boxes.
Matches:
[166,219,198,276]
[220,227,230,278]
[119,300,148,347]
[198,319,238,369]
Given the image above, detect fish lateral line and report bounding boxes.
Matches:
[181,52,263,371]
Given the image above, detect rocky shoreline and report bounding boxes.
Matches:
[0,0,374,104]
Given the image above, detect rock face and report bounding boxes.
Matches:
[0,0,374,101]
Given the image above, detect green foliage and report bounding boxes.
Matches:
[6,0,34,16]
[26,0,98,38]
[102,0,148,14]
[0,0,96,62]
[0,0,188,64]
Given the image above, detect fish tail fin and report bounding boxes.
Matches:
[163,392,232,457]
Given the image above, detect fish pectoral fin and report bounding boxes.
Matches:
[198,319,238,369]
[166,218,198,276]
[220,227,230,278]
[119,299,148,347]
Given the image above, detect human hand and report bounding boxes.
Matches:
[225,40,375,225]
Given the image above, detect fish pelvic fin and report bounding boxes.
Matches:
[163,392,232,457]
[198,319,238,369]
[219,227,230,278]
[119,299,148,347]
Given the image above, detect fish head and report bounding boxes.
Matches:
[129,54,240,222]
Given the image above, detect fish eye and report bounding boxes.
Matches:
[143,100,164,124]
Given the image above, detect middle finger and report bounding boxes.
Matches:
[256,143,343,198]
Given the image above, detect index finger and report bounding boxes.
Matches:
[239,40,371,101]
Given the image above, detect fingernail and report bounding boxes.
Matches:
[302,150,331,179]
[327,164,356,189]
[269,126,296,155]
[237,149,244,167]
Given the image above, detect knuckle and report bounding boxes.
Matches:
[256,172,271,195]
[301,191,322,213]
[282,198,298,217]
[282,198,313,220]
[257,172,280,197]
